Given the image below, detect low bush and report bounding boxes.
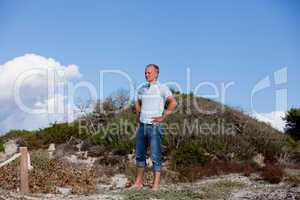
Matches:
[260,163,284,184]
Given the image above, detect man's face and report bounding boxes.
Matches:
[145,66,158,82]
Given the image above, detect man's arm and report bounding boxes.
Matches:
[163,95,177,119]
[152,96,177,123]
[135,99,142,123]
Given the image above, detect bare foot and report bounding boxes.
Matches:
[151,185,160,191]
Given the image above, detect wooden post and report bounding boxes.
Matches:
[20,147,29,195]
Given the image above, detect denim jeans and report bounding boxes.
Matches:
[135,123,162,172]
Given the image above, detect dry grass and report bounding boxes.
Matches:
[260,163,284,184]
[0,150,97,194]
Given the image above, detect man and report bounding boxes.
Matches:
[132,64,177,191]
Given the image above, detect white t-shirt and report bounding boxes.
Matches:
[136,81,172,124]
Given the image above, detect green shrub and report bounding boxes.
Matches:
[0,142,4,152]
[284,108,300,141]
[173,142,211,167]
[8,123,88,150]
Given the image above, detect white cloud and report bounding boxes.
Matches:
[251,111,286,132]
[0,53,84,135]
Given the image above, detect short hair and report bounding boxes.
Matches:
[146,64,159,74]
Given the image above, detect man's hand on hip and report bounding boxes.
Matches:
[151,116,165,123]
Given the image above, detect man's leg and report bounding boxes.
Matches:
[133,125,147,189]
[134,167,145,188]
[150,125,162,190]
[153,171,161,190]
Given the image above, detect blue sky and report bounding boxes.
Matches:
[0,0,299,116]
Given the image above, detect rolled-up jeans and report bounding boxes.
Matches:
[135,122,162,172]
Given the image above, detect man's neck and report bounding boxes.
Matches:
[148,79,158,85]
